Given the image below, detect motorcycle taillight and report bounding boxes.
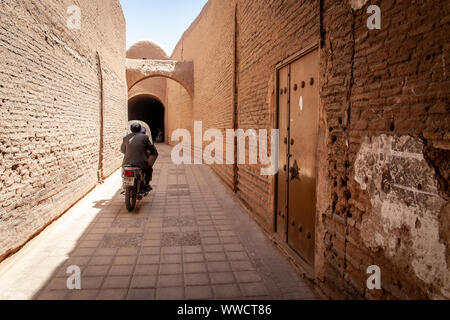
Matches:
[124,170,134,177]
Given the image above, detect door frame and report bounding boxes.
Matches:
[273,41,320,268]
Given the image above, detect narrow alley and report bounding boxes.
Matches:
[1,0,448,302]
[0,144,317,300]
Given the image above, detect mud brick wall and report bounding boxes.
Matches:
[168,0,236,188]
[0,0,127,261]
[236,0,320,230]
[166,79,193,145]
[319,0,449,300]
[165,0,449,299]
[167,0,320,234]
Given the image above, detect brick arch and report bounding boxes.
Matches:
[128,93,165,107]
[126,58,194,98]
[128,87,165,104]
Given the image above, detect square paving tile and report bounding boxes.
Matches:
[158,274,183,288]
[81,277,104,290]
[226,251,249,261]
[161,247,182,254]
[203,244,224,253]
[234,271,262,283]
[182,246,202,253]
[127,289,156,300]
[109,265,134,276]
[156,287,184,300]
[97,289,127,300]
[161,254,182,264]
[84,236,106,243]
[113,256,137,265]
[37,290,68,300]
[117,248,139,256]
[137,255,160,265]
[131,276,157,289]
[210,272,236,285]
[224,244,245,252]
[185,273,210,286]
[68,289,99,300]
[218,231,236,237]
[89,228,109,235]
[220,237,240,244]
[84,265,109,277]
[61,257,90,269]
[202,237,221,245]
[144,233,162,240]
[134,264,159,276]
[207,261,232,273]
[185,286,213,300]
[240,282,268,297]
[102,276,130,289]
[184,253,204,263]
[140,247,160,255]
[78,240,100,249]
[230,261,255,271]
[95,248,117,256]
[160,264,183,275]
[142,239,161,247]
[205,252,227,262]
[90,256,114,266]
[72,248,96,257]
[184,262,207,274]
[213,284,242,299]
[198,226,215,232]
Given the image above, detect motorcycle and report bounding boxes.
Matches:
[122,166,149,212]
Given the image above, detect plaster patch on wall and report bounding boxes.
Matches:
[349,0,369,10]
[354,135,449,299]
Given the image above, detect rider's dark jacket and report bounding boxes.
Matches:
[121,133,158,170]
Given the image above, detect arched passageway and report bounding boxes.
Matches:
[128,94,165,143]
[126,58,194,97]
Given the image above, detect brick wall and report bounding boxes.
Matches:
[168,0,236,188]
[236,0,320,230]
[166,79,193,145]
[319,0,449,299]
[0,0,127,261]
[166,0,449,299]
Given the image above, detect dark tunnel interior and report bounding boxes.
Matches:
[128,95,165,143]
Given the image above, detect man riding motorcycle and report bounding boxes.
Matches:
[121,123,158,192]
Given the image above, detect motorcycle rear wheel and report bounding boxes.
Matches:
[125,186,137,212]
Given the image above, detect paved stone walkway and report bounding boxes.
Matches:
[0,144,318,300]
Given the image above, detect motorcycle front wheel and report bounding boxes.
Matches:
[125,186,137,212]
